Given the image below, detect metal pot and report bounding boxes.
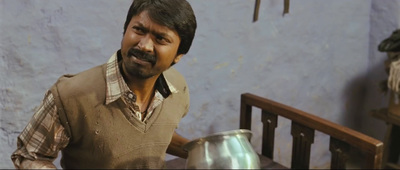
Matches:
[183,129,260,169]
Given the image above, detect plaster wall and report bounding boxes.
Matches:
[1,0,399,168]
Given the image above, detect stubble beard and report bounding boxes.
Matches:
[123,62,157,80]
[121,48,175,80]
[123,48,159,79]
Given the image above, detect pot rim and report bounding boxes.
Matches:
[182,129,253,151]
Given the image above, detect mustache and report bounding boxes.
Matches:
[128,48,156,65]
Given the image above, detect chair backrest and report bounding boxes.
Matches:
[240,93,383,169]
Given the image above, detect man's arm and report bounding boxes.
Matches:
[19,159,56,169]
[11,90,69,169]
[166,131,190,159]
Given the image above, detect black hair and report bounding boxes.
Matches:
[123,0,197,55]
[379,29,400,52]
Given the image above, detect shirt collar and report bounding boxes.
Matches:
[105,50,177,105]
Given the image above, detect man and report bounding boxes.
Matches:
[11,0,197,169]
[379,29,400,94]
[378,29,400,119]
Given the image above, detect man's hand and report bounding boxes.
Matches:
[19,159,56,169]
[167,131,190,159]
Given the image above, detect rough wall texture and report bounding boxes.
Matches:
[1,0,399,168]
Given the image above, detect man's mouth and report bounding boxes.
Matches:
[128,48,156,65]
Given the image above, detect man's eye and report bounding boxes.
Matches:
[156,36,170,44]
[132,26,145,34]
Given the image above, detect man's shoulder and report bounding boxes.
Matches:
[53,64,106,96]
[163,67,187,90]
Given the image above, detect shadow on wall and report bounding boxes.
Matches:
[342,60,388,139]
[340,71,368,131]
[362,60,390,139]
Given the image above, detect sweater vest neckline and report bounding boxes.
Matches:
[115,97,164,132]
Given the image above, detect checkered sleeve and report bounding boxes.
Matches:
[11,90,70,168]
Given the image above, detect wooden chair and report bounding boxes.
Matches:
[240,93,384,169]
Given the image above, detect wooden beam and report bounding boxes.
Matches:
[253,0,261,22]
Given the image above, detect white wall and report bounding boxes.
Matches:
[1,0,399,168]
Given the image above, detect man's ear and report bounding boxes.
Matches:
[173,54,184,64]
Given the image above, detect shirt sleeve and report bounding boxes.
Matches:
[11,90,70,168]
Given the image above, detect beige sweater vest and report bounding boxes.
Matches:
[50,64,189,169]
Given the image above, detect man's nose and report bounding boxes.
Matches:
[138,35,154,53]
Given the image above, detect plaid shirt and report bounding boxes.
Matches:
[11,51,177,168]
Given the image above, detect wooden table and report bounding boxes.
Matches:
[166,154,288,169]
[371,108,400,169]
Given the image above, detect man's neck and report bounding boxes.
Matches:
[119,62,159,112]
[128,77,157,102]
[125,76,157,113]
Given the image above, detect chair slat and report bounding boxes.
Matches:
[291,121,315,169]
[329,137,350,169]
[261,110,278,158]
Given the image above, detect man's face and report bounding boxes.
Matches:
[121,10,183,79]
[388,52,400,60]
